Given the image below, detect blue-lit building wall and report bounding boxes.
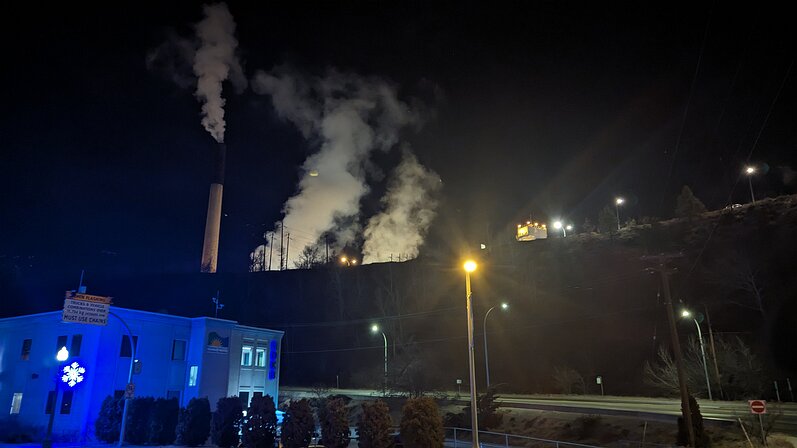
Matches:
[0,307,283,441]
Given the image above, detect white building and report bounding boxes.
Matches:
[0,306,283,441]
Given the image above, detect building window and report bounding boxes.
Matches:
[167,390,181,402]
[120,335,138,357]
[241,346,253,366]
[71,334,83,357]
[188,366,198,387]
[60,390,73,414]
[172,340,186,360]
[255,348,266,367]
[10,393,22,414]
[45,391,56,414]
[56,335,68,352]
[239,391,249,408]
[20,339,32,361]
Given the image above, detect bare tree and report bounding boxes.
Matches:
[294,245,324,270]
[707,251,766,316]
[552,366,585,394]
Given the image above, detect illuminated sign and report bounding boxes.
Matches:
[62,362,86,387]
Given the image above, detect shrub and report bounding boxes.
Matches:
[0,416,43,443]
[148,397,179,445]
[677,395,710,448]
[460,386,503,430]
[177,397,211,446]
[125,397,155,445]
[211,396,243,447]
[94,396,123,443]
[242,394,277,448]
[357,400,393,448]
[400,397,443,448]
[321,398,350,448]
[281,399,315,448]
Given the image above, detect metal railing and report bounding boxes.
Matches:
[445,427,602,448]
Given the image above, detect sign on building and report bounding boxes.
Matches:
[62,291,112,326]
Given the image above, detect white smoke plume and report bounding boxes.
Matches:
[193,2,247,143]
[250,67,419,269]
[362,150,441,264]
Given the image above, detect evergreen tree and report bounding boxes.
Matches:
[357,400,393,448]
[148,397,179,445]
[400,397,443,448]
[94,396,123,443]
[242,394,277,448]
[176,397,211,447]
[211,397,243,447]
[281,399,315,448]
[675,185,707,218]
[677,395,710,447]
[597,205,618,233]
[321,398,350,448]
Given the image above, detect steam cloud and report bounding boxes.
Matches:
[362,150,441,263]
[249,68,438,269]
[193,3,247,143]
[148,3,245,143]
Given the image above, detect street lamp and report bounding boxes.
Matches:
[681,310,713,400]
[553,220,568,237]
[463,260,480,448]
[615,197,624,231]
[371,324,388,396]
[744,166,757,204]
[43,347,69,448]
[340,256,356,266]
[484,302,509,388]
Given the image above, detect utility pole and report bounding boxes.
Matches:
[285,233,290,270]
[643,254,696,447]
[279,222,285,270]
[268,231,274,271]
[703,303,724,399]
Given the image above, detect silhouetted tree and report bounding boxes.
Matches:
[552,366,585,394]
[95,396,123,443]
[211,397,243,447]
[321,398,350,448]
[675,185,707,218]
[677,395,710,447]
[597,205,618,233]
[281,399,315,448]
[357,400,393,448]
[400,397,443,448]
[242,394,277,448]
[294,245,324,269]
[176,397,211,447]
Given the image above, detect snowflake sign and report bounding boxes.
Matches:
[61,362,86,387]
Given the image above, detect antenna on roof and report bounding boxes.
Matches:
[211,290,225,318]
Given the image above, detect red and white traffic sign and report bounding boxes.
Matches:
[749,400,767,414]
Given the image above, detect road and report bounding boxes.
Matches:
[281,387,797,435]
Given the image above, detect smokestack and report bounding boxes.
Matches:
[201,143,226,273]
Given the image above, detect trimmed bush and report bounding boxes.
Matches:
[148,397,179,445]
[177,397,211,447]
[321,398,350,448]
[281,399,315,448]
[94,396,123,443]
[400,397,443,448]
[125,397,155,445]
[0,416,43,443]
[356,400,393,448]
[211,396,243,447]
[242,394,277,448]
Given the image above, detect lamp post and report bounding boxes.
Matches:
[745,166,757,204]
[483,303,508,388]
[43,347,70,448]
[340,256,357,266]
[615,197,624,230]
[371,324,388,396]
[463,260,480,448]
[682,310,713,400]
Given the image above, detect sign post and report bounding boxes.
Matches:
[596,376,604,396]
[749,400,767,447]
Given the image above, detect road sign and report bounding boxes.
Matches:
[125,383,135,399]
[596,376,602,385]
[133,360,143,375]
[62,291,111,326]
[749,400,767,414]
[456,379,463,385]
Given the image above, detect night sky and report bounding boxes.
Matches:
[2,2,796,279]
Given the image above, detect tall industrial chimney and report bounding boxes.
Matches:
[201,143,226,273]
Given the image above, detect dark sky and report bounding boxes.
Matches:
[1,2,796,277]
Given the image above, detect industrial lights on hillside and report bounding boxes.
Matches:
[464,260,477,272]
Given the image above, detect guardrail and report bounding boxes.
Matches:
[445,427,602,448]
